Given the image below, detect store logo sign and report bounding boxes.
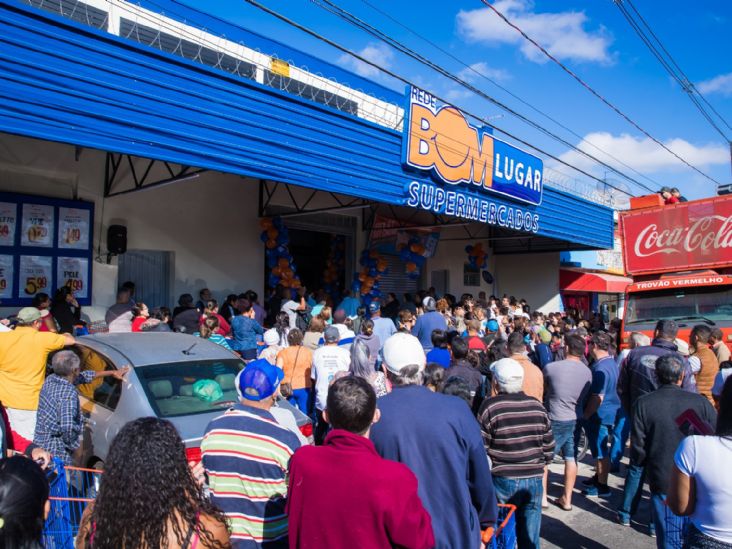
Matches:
[402,86,543,206]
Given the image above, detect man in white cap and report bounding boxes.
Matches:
[411,296,447,351]
[478,358,555,549]
[370,332,497,549]
[0,307,75,440]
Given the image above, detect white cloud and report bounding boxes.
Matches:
[557,132,729,174]
[456,0,612,64]
[457,62,510,83]
[697,72,732,96]
[338,43,394,78]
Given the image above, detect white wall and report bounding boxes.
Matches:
[426,227,560,312]
[0,133,263,314]
[494,252,561,313]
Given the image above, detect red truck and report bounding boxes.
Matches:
[619,194,732,349]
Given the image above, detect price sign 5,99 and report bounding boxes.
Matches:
[24,276,48,295]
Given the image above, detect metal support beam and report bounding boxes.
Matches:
[103,152,207,197]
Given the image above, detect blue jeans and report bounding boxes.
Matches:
[288,388,313,416]
[492,475,543,549]
[618,462,649,522]
[610,409,630,471]
[552,420,578,461]
[650,493,672,549]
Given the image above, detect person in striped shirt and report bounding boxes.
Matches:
[202,359,301,548]
[478,358,555,549]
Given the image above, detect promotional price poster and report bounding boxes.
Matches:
[0,255,13,300]
[58,207,90,250]
[19,255,52,297]
[0,202,17,247]
[20,204,54,247]
[57,256,89,299]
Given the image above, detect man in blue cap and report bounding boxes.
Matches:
[368,301,396,352]
[202,359,302,548]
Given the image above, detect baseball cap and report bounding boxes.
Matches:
[422,297,436,311]
[539,328,552,344]
[324,325,340,343]
[485,319,499,333]
[674,338,690,357]
[333,309,347,324]
[263,328,280,346]
[491,358,524,386]
[382,333,426,375]
[236,359,284,401]
[17,307,42,323]
[368,301,381,314]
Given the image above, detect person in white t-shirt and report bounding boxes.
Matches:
[281,287,307,330]
[668,375,732,546]
[311,326,350,444]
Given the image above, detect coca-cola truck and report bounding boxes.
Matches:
[619,194,732,349]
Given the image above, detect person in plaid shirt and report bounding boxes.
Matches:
[33,351,128,464]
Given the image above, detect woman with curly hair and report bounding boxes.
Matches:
[77,417,230,549]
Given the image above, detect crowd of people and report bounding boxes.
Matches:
[1,282,732,549]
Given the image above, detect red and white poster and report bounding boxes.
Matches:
[0,255,13,300]
[621,196,732,275]
[0,202,17,246]
[19,255,52,297]
[57,257,88,299]
[58,207,90,250]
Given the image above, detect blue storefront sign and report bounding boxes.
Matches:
[402,86,543,206]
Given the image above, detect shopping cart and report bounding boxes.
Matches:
[43,459,102,549]
[482,503,517,549]
[664,503,690,549]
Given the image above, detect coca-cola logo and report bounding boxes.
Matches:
[633,214,732,257]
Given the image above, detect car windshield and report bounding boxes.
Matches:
[136,359,244,418]
[625,285,732,327]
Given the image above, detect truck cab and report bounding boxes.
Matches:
[619,194,732,350]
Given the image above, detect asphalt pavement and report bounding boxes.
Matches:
[541,454,656,549]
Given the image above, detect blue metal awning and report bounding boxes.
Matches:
[0,0,614,250]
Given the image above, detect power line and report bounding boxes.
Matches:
[338,0,664,193]
[615,0,731,141]
[242,0,646,199]
[307,0,659,196]
[479,0,723,186]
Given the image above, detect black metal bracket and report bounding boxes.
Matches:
[257,179,374,218]
[104,152,207,197]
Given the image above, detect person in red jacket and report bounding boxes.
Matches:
[286,376,434,549]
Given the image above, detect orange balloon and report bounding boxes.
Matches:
[406,262,417,272]
[272,267,282,276]
[278,258,289,268]
[259,218,273,230]
[358,273,366,282]
[266,239,277,249]
[369,250,379,259]
[267,228,278,240]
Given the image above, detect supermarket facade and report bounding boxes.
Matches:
[0,0,615,316]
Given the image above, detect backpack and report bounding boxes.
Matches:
[295,305,312,332]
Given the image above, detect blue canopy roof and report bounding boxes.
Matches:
[0,0,613,250]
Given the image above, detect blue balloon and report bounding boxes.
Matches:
[276,234,287,245]
[267,256,277,268]
[465,245,473,253]
[268,274,280,287]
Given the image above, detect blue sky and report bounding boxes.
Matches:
[187,0,731,202]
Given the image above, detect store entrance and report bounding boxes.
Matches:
[288,228,345,297]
